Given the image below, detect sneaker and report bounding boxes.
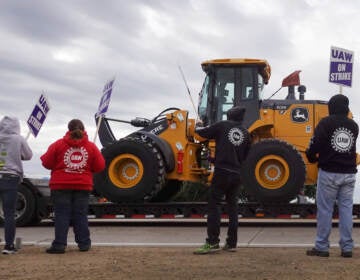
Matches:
[306,248,329,257]
[2,244,17,255]
[46,246,65,254]
[341,251,352,258]
[193,243,220,255]
[223,243,237,252]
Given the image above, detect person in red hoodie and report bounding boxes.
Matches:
[41,119,105,254]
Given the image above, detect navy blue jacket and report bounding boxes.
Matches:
[196,120,251,174]
[306,94,358,174]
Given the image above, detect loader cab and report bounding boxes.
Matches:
[198,59,270,128]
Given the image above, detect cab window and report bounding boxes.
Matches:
[239,68,256,100]
[214,68,235,120]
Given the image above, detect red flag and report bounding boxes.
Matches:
[282,70,301,87]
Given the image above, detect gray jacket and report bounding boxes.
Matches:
[0,116,33,179]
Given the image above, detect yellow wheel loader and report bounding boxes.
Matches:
[94,58,329,203]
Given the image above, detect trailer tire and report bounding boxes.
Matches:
[0,183,37,227]
[241,139,305,203]
[94,137,166,202]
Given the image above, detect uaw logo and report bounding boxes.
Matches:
[331,127,354,153]
[228,128,244,146]
[291,107,309,123]
[63,147,89,172]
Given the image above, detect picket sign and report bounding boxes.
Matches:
[26,93,50,140]
[329,46,354,94]
[94,78,115,143]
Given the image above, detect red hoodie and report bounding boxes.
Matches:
[40,131,105,191]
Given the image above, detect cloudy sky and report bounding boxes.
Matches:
[1,0,360,183]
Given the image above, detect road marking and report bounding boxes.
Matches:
[8,241,339,248]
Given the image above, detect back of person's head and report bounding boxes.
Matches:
[227,106,246,122]
[0,116,20,135]
[68,119,85,139]
[328,94,349,116]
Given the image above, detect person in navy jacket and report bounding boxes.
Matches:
[194,106,251,254]
[306,94,358,258]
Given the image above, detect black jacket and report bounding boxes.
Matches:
[306,94,358,174]
[195,120,251,174]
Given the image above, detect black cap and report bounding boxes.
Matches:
[328,94,349,115]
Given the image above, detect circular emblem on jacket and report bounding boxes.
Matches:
[331,127,354,153]
[228,128,244,146]
[64,147,89,171]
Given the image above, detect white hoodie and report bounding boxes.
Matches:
[0,116,33,179]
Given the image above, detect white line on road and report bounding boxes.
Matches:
[7,241,325,248]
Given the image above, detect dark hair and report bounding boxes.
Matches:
[68,119,85,139]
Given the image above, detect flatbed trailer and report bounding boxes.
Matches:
[87,201,360,220]
[1,177,360,226]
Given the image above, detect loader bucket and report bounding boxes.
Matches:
[95,115,116,147]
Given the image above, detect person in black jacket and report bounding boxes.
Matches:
[306,94,358,258]
[193,106,251,254]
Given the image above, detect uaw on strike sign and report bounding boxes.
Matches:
[27,94,50,137]
[96,78,115,117]
[93,78,115,142]
[329,46,354,87]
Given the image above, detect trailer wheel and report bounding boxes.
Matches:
[241,139,305,203]
[0,183,37,227]
[94,137,166,202]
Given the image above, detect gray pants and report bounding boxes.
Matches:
[315,169,356,252]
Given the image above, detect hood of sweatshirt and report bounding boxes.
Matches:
[63,131,89,147]
[0,116,20,136]
[328,94,349,116]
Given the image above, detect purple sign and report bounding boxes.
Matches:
[329,46,354,87]
[27,94,50,137]
[38,94,50,115]
[27,105,47,137]
[96,78,115,117]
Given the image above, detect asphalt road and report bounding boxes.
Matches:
[2,220,360,248]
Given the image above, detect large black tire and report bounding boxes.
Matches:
[94,137,166,202]
[0,183,37,227]
[241,139,306,203]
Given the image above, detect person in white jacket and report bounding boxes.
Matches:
[0,116,32,254]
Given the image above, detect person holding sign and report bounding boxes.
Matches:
[306,94,358,258]
[0,116,33,254]
[41,119,105,254]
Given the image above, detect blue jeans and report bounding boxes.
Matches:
[207,168,241,247]
[51,190,90,249]
[315,169,356,252]
[0,174,20,246]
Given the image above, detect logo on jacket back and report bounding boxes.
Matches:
[331,127,354,152]
[64,147,89,172]
[228,128,244,146]
[0,144,7,170]
[291,107,309,123]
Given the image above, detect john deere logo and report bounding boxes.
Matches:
[291,107,309,123]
